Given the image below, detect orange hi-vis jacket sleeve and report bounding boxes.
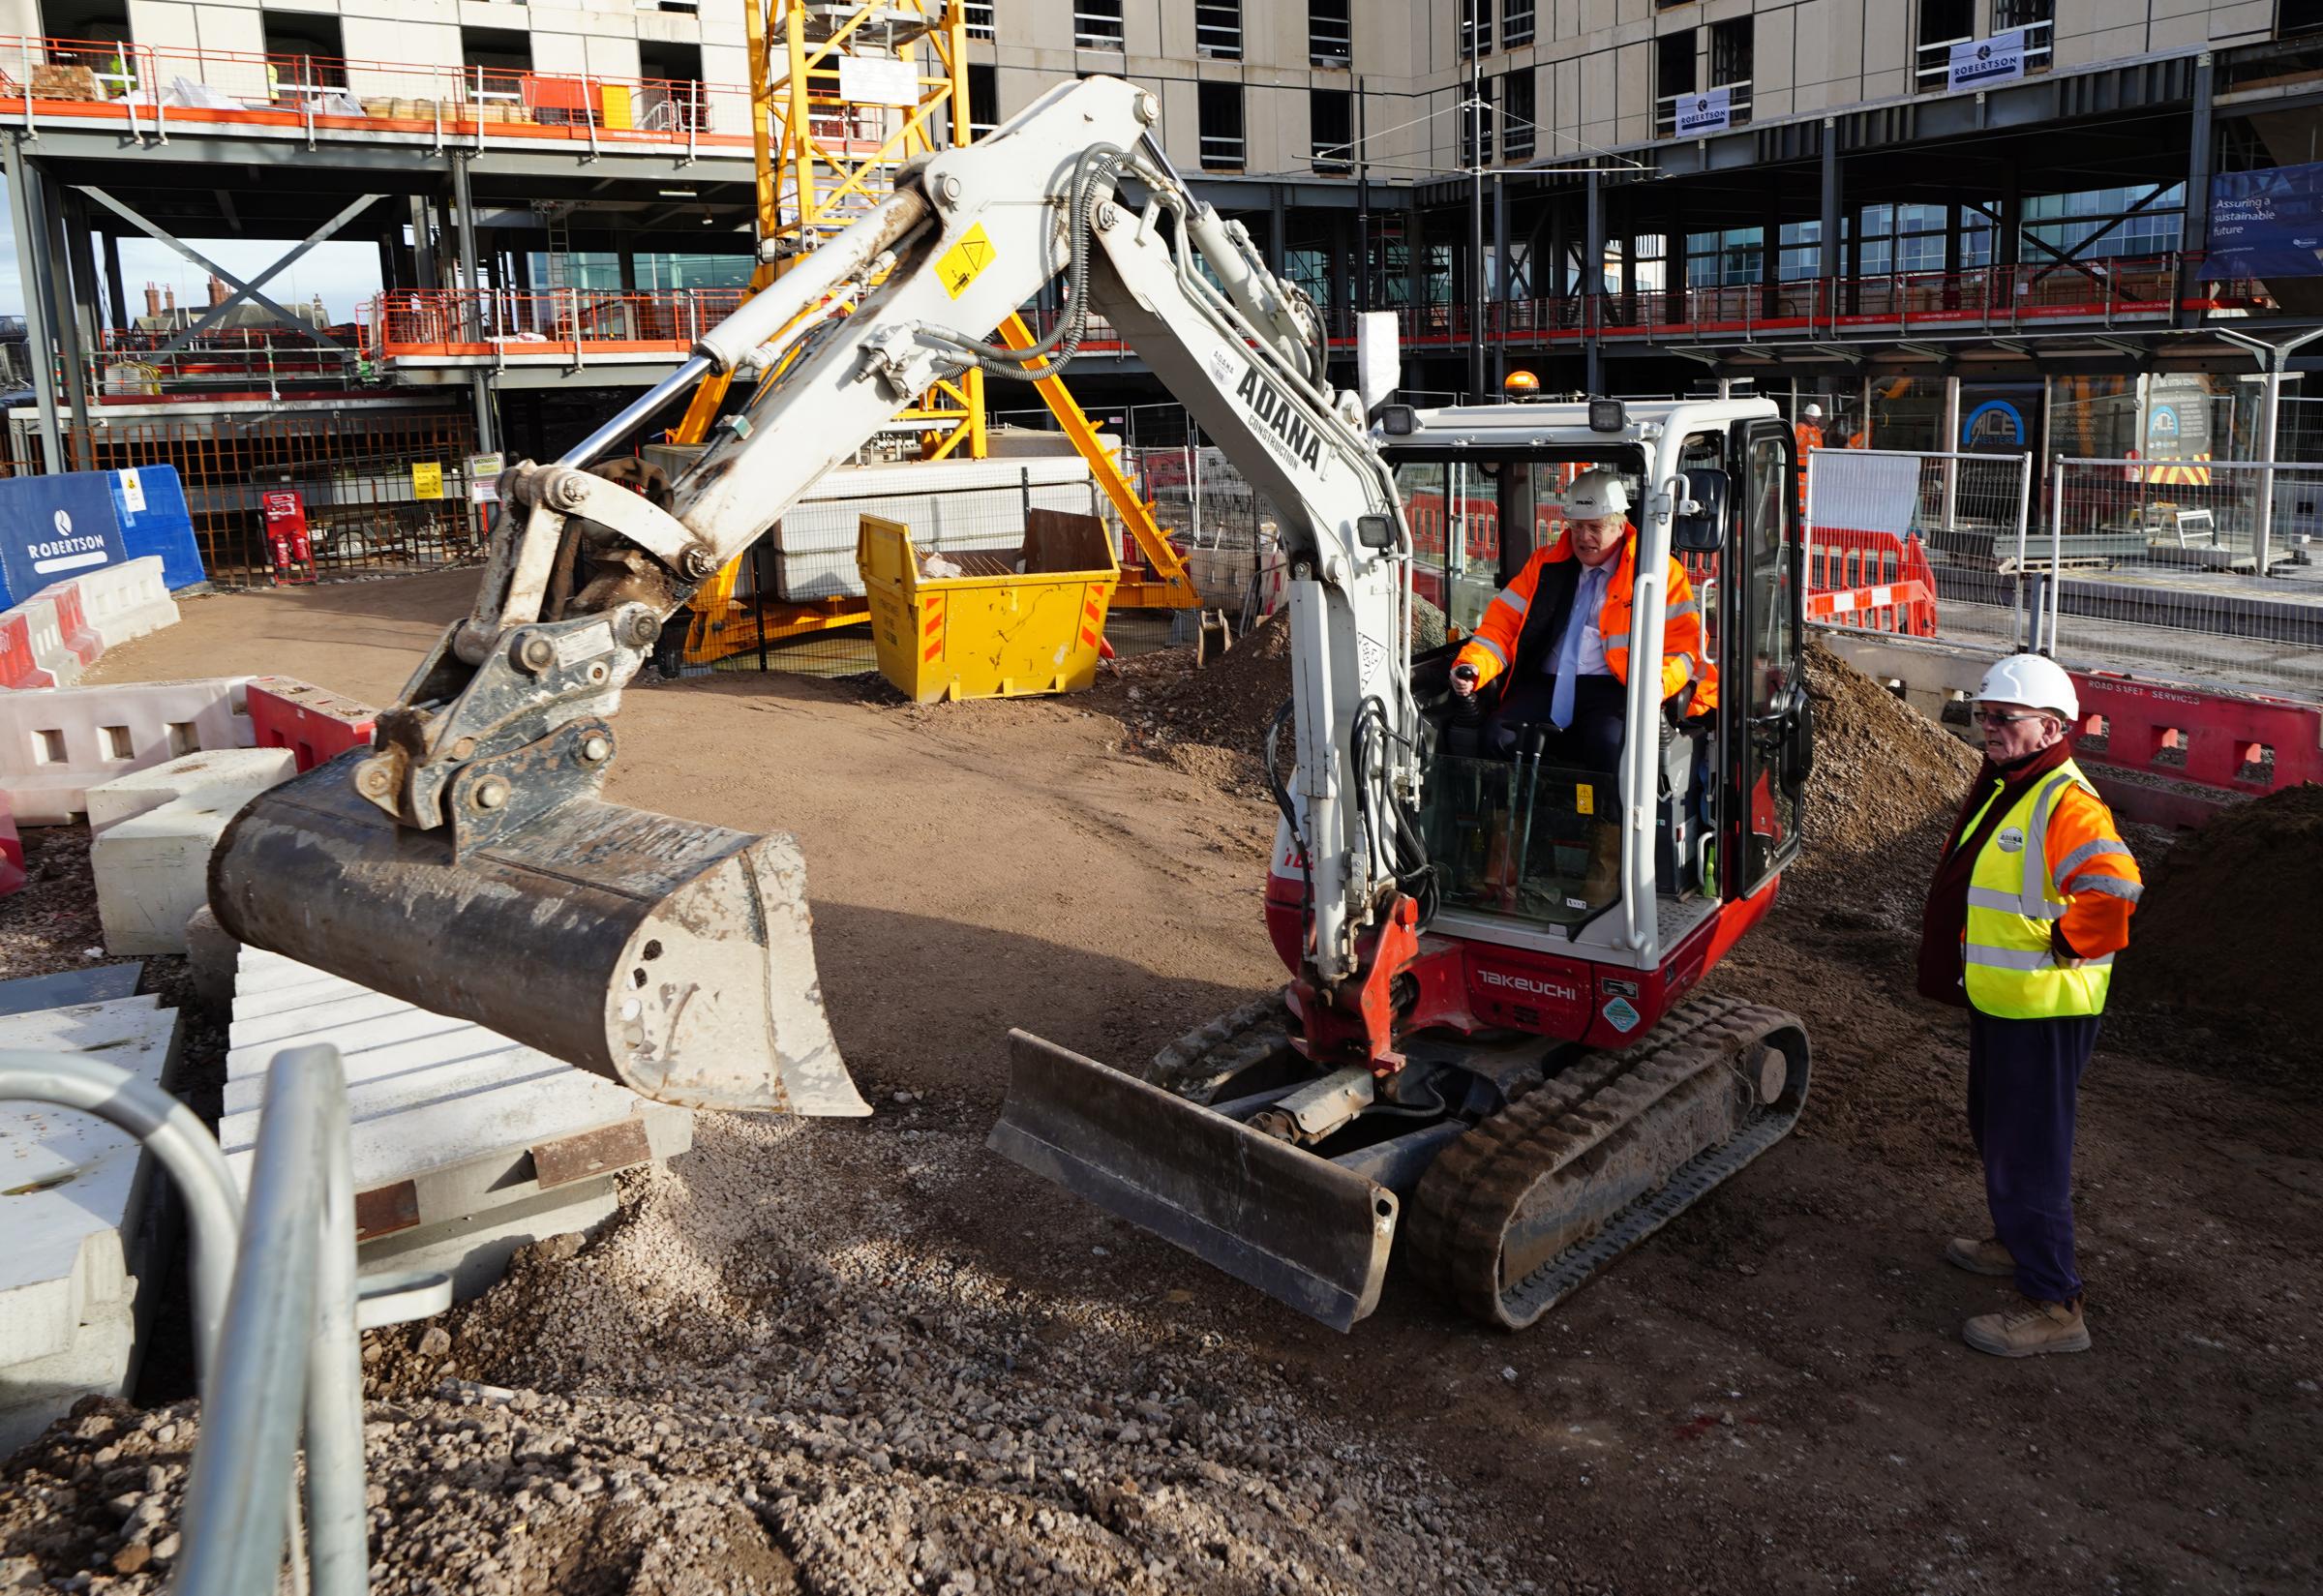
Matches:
[1455,535,1716,709]
[2046,784,2143,959]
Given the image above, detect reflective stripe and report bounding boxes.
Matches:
[2052,837,2131,885]
[1471,635,1509,667]
[1495,587,1531,619]
[1965,943,2113,971]
[2021,770,2081,919]
[1665,598,1700,619]
[1968,886,2064,919]
[2065,874,2143,902]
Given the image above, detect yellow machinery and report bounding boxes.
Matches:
[674,0,1192,667]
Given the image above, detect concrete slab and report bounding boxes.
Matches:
[85,746,295,835]
[91,785,278,956]
[351,1177,619,1302]
[0,1292,137,1456]
[0,678,255,827]
[0,997,179,1370]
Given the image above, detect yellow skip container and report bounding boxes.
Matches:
[859,510,1119,703]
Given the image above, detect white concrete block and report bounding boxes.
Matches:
[69,557,181,648]
[85,745,295,834]
[91,785,271,956]
[0,998,179,1370]
[0,1292,138,1456]
[353,1177,620,1302]
[0,677,255,826]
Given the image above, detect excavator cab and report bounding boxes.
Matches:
[992,400,1817,1332]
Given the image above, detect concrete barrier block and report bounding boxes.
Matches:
[34,581,104,666]
[0,677,255,826]
[68,557,178,648]
[352,1177,620,1302]
[93,783,278,955]
[0,611,64,691]
[0,597,83,692]
[86,745,295,834]
[248,677,378,771]
[0,996,177,1371]
[0,1292,138,1456]
[183,905,240,1016]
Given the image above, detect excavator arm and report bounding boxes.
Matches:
[209,75,1425,1114]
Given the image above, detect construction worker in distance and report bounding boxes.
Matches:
[1448,469,1713,901]
[1915,652,2142,1358]
[1794,402,1825,517]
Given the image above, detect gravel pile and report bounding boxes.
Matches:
[2,1110,1524,1595]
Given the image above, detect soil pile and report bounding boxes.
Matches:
[1793,637,1979,882]
[2117,781,2323,1035]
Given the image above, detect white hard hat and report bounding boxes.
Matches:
[1564,468,1630,520]
[1977,652,2078,723]
[1803,403,1825,420]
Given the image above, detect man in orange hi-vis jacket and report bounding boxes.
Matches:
[1448,467,1716,771]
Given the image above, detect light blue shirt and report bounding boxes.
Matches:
[1545,562,1614,680]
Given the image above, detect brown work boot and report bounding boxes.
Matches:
[1963,1297,2091,1358]
[1945,1235,2017,1277]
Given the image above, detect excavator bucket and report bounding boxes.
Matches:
[987,1030,1396,1332]
[208,756,868,1117]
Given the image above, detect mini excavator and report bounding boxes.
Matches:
[207,75,1816,1333]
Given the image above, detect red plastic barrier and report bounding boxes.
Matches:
[2069,674,2322,798]
[0,790,22,897]
[41,583,103,665]
[248,677,379,772]
[0,612,60,690]
[1807,527,1940,637]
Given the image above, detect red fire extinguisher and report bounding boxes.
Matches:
[260,489,317,585]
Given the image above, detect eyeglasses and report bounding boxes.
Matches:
[1975,709,2048,728]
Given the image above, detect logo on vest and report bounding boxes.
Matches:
[1997,827,2026,854]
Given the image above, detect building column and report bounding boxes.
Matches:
[1819,120,1841,326]
[1492,172,1510,391]
[2179,51,2215,324]
[408,196,440,290]
[1406,198,1426,317]
[101,228,128,334]
[1267,185,1287,278]
[3,135,63,472]
[449,154,496,455]
[1326,212,1350,328]
[37,164,93,452]
[1584,166,1604,395]
[1998,166,2021,272]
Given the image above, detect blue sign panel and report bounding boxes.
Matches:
[0,474,130,608]
[108,467,206,593]
[2207,163,2323,280]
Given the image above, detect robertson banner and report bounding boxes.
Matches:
[2207,163,2323,279]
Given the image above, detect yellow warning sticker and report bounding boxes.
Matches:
[936,224,997,299]
[1575,784,1594,816]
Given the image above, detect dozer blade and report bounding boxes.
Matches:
[208,756,868,1117]
[987,1030,1396,1333]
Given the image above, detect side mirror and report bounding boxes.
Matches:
[1672,467,1729,554]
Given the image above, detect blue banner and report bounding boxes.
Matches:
[2207,163,2323,280]
[0,474,130,608]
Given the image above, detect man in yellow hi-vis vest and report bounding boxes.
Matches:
[1916,653,2142,1358]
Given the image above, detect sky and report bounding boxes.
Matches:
[0,174,385,325]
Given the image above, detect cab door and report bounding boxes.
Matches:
[1723,416,1811,894]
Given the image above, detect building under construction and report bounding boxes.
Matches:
[5,1,2323,583]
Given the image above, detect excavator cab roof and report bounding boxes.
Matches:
[1380,396,1782,451]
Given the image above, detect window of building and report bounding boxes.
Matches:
[966,62,998,138]
[1312,86,1353,172]
[1916,0,1974,89]
[1198,81,1245,170]
[963,0,995,41]
[1461,0,1492,60]
[1654,30,1695,136]
[1630,233,1668,293]
[2022,184,2186,263]
[1854,203,1950,275]
[1197,0,1243,59]
[1073,0,1123,49]
[1461,75,1494,166]
[461,24,529,105]
[1502,69,1534,162]
[2288,0,2323,37]
[639,39,706,131]
[1685,226,1762,287]
[264,13,348,89]
[1995,0,2054,72]
[1504,0,1534,50]
[1310,0,1352,65]
[1709,17,1753,122]
[1777,220,1824,281]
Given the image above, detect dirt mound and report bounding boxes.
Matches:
[2118,781,2323,1034]
[1791,636,1980,891]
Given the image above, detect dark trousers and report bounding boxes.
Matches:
[1484,672,1625,770]
[1967,1009,2101,1304]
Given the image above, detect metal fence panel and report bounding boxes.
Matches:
[1805,446,2032,650]
[2040,457,2323,703]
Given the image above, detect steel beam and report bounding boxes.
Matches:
[2,134,63,470]
[1584,166,1604,394]
[37,163,92,445]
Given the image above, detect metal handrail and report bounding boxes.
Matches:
[0,1044,450,1596]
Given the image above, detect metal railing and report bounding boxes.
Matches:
[0,32,747,148]
[361,286,748,363]
[0,1043,450,1596]
[1806,445,2035,651]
